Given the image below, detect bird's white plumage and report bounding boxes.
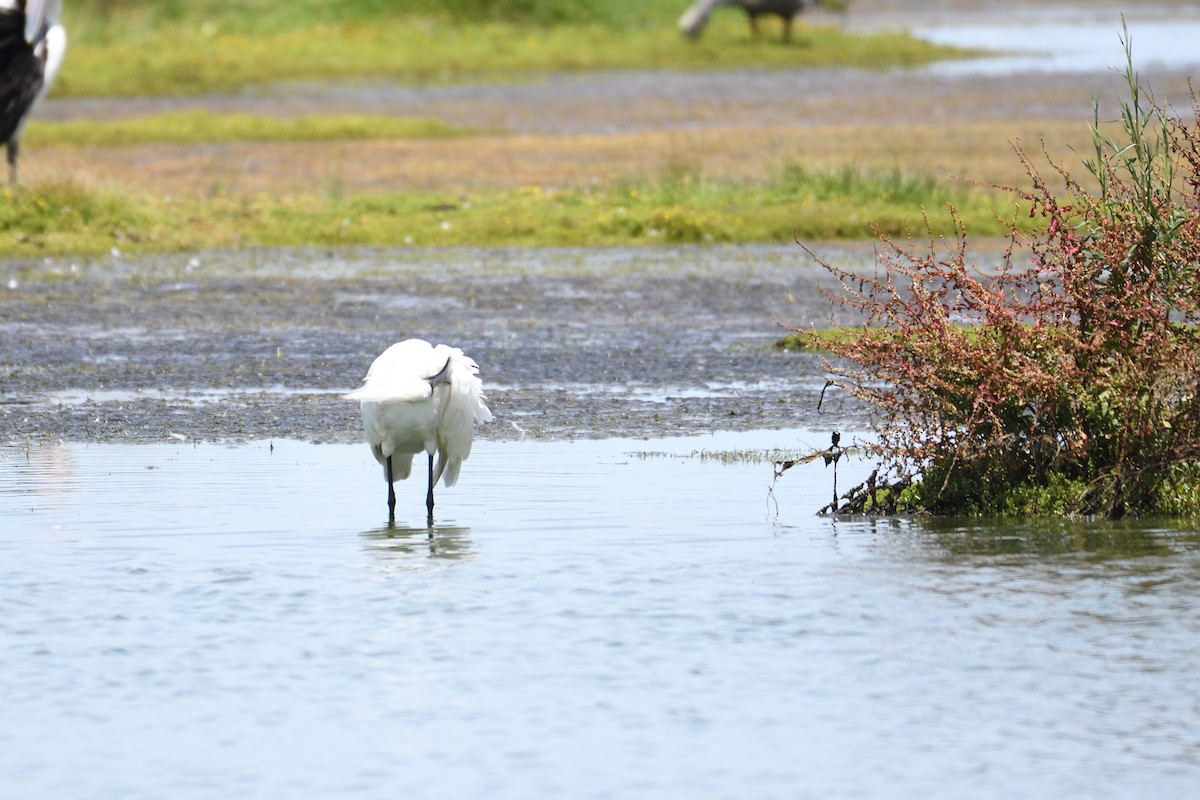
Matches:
[37,18,65,87]
[346,339,492,491]
[13,21,63,142]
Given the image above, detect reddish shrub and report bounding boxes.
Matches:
[795,45,1200,517]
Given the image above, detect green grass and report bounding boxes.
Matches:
[775,326,867,352]
[57,7,969,97]
[66,0,851,36]
[68,0,702,33]
[2,166,1028,256]
[0,181,162,252]
[25,111,481,147]
[15,0,988,254]
[775,320,996,352]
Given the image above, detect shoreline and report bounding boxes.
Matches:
[0,244,872,445]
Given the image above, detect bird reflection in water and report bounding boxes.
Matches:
[360,524,474,564]
[0,441,76,511]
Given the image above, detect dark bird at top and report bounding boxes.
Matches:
[679,0,823,42]
[0,0,65,183]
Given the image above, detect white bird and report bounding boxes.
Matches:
[346,339,493,525]
[0,0,66,183]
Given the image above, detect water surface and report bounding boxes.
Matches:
[3,431,1199,798]
[915,14,1200,76]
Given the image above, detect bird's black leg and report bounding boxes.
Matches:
[7,140,18,184]
[386,455,396,524]
[425,453,435,528]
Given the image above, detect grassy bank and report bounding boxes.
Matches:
[0,166,1025,256]
[13,0,988,255]
[68,0,792,32]
[58,1,964,97]
[15,114,1087,255]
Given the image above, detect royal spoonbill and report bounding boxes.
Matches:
[346,339,493,525]
[679,0,821,42]
[0,0,66,183]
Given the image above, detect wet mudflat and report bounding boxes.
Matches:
[0,244,869,444]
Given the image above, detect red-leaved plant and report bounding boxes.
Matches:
[793,35,1200,517]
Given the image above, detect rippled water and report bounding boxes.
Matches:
[3,430,1200,798]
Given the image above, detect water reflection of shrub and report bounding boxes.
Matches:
[795,32,1200,519]
[919,518,1198,559]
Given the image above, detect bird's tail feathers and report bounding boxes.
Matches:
[435,452,462,488]
[431,353,493,487]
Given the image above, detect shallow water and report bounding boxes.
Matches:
[914,13,1200,76]
[3,430,1200,798]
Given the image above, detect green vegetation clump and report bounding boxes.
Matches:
[796,37,1200,519]
[0,181,160,250]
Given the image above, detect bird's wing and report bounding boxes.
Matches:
[345,339,443,402]
[0,4,23,52]
[344,376,432,404]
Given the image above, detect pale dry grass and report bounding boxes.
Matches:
[25,119,1096,199]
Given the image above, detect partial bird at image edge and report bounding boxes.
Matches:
[0,0,66,183]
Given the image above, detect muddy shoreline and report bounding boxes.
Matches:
[0,245,874,445]
[8,1,1198,445]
